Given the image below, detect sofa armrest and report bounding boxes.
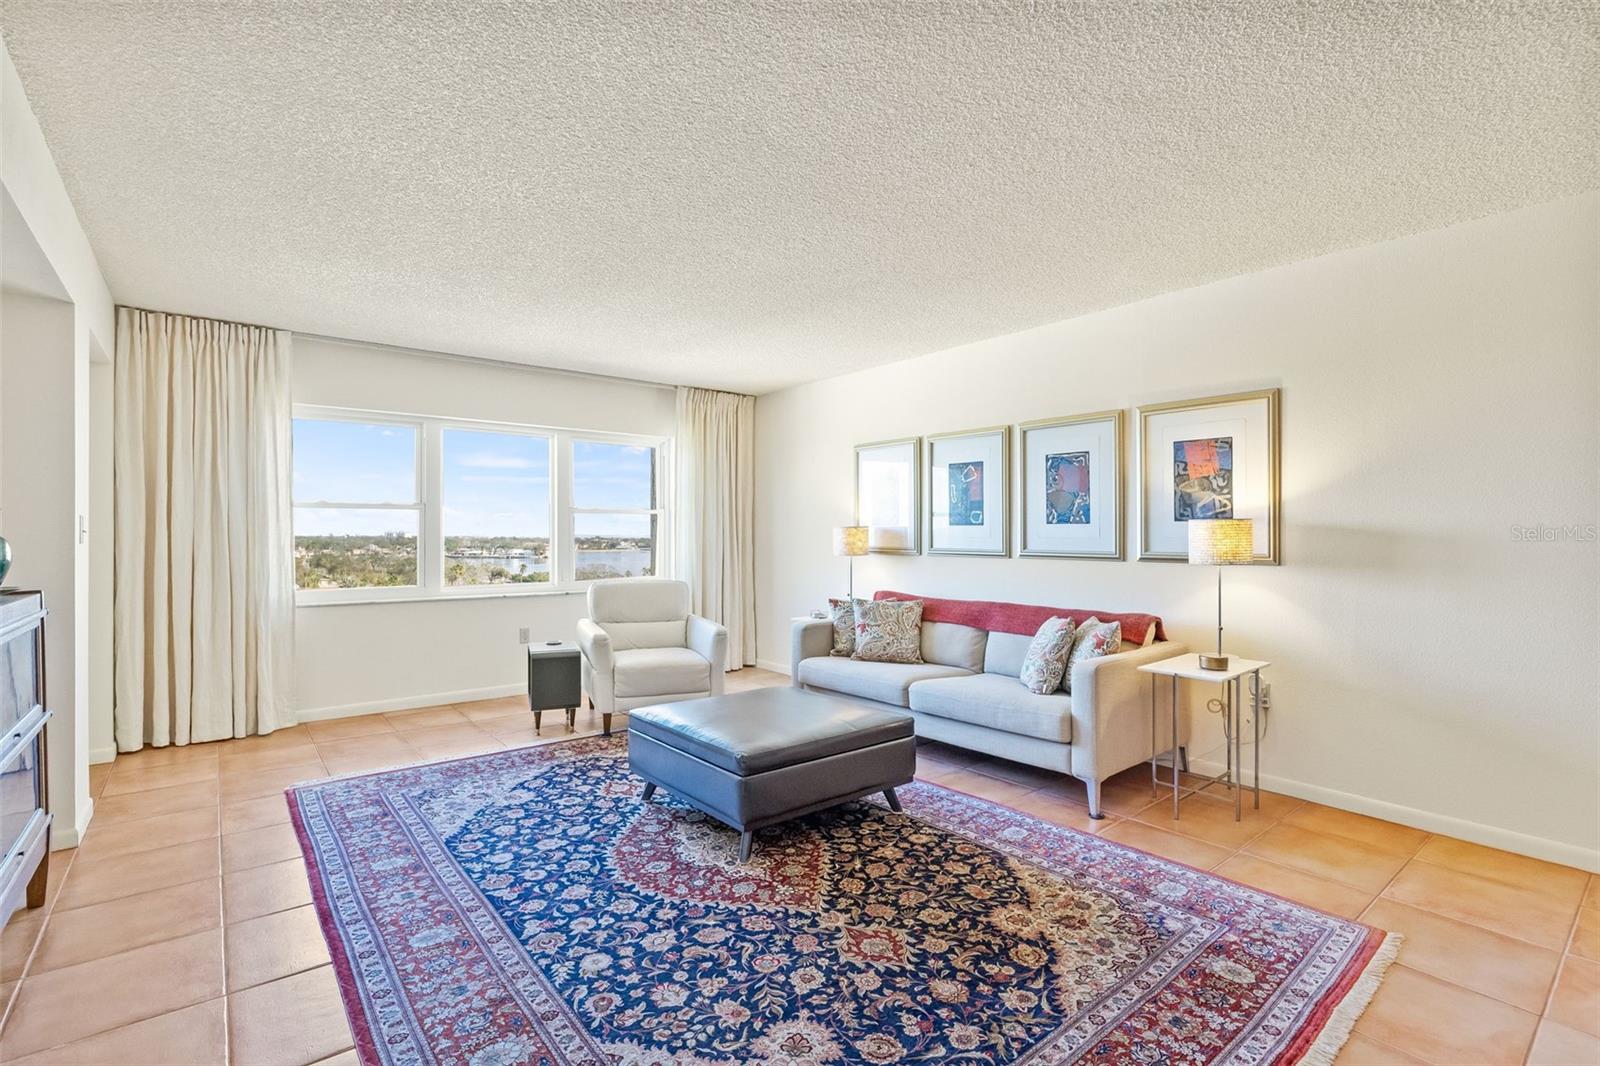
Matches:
[687,614,729,694]
[791,618,833,684]
[1069,640,1189,784]
[575,618,613,675]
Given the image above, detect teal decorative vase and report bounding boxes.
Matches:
[0,534,10,585]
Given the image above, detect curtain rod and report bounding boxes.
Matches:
[117,304,700,395]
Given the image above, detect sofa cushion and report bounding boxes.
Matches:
[908,673,1074,743]
[614,646,711,698]
[921,621,987,672]
[982,631,1033,678]
[797,656,972,707]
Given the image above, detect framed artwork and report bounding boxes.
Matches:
[1136,388,1280,563]
[1018,409,1124,559]
[926,426,1010,556]
[854,437,921,554]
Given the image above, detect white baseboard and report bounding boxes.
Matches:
[1188,757,1600,874]
[89,745,117,765]
[296,683,525,722]
[755,657,790,676]
[53,797,94,850]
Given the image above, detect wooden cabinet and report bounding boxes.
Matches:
[0,590,51,929]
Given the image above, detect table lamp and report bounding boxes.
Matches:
[1187,518,1254,670]
[833,525,869,599]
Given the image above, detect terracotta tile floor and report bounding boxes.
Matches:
[0,668,1595,1064]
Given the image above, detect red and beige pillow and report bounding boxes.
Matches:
[1062,617,1122,693]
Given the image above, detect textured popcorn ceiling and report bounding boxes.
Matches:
[3,3,1595,394]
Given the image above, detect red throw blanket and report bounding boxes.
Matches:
[874,590,1166,646]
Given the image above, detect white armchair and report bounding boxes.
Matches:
[576,578,728,735]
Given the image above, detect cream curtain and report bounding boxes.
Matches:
[113,308,295,750]
[674,386,756,668]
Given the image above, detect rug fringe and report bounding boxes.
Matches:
[1296,932,1404,1066]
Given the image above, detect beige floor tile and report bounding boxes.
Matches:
[1330,1031,1428,1065]
[90,779,220,826]
[55,838,220,912]
[0,908,47,982]
[1585,876,1600,913]
[922,769,1039,807]
[913,740,981,769]
[30,879,222,975]
[110,743,221,771]
[967,757,1069,790]
[1382,861,1580,950]
[1282,803,1429,856]
[0,929,224,1060]
[225,905,332,992]
[1360,898,1561,1013]
[475,715,553,745]
[222,794,295,835]
[217,740,324,774]
[1548,956,1600,1038]
[309,1050,362,1066]
[5,997,228,1066]
[317,733,418,775]
[400,722,504,759]
[1131,789,1283,851]
[1243,823,1410,893]
[1353,964,1538,1065]
[1005,791,1112,833]
[74,806,220,863]
[452,696,528,722]
[383,704,470,731]
[1212,854,1376,919]
[101,759,218,797]
[220,758,328,803]
[305,714,396,742]
[1412,837,1590,905]
[223,822,305,872]
[228,964,354,1066]
[1098,819,1232,870]
[1035,773,1174,817]
[1526,1019,1600,1066]
[224,857,314,924]
[222,725,314,751]
[1573,907,1600,963]
[86,763,112,799]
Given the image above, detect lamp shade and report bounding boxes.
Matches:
[833,525,870,557]
[1187,518,1254,565]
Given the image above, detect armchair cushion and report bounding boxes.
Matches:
[588,578,691,649]
[614,647,713,699]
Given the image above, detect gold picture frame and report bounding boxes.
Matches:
[926,425,1011,556]
[1136,387,1281,563]
[854,436,922,555]
[1017,409,1125,559]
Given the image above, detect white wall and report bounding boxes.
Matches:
[755,193,1600,870]
[291,336,676,716]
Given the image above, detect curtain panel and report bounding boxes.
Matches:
[113,307,295,750]
[674,386,756,668]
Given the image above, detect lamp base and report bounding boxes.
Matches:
[1198,652,1231,671]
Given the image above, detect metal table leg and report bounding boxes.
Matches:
[1252,669,1262,810]
[1170,674,1180,820]
[1150,675,1158,798]
[1233,676,1242,821]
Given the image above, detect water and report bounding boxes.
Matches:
[445,549,654,576]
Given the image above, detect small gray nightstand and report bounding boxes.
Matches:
[526,640,581,733]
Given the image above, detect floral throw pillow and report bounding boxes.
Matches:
[827,597,859,656]
[852,599,925,664]
[1062,617,1122,693]
[1019,616,1076,694]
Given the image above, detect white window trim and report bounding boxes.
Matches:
[293,404,671,606]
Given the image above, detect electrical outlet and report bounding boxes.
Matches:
[1259,683,1271,712]
[518,627,531,644]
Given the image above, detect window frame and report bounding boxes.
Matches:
[293,404,671,606]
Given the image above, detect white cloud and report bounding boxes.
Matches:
[458,453,540,470]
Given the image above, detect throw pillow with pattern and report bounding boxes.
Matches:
[1062,617,1122,693]
[852,598,925,664]
[827,597,859,656]
[1019,616,1076,694]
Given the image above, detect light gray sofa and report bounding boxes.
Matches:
[790,614,1186,818]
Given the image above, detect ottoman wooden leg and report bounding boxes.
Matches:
[884,787,903,812]
[603,712,613,736]
[738,830,754,863]
[641,782,657,802]
[534,709,543,733]
[566,707,576,730]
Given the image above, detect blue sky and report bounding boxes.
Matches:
[293,420,654,537]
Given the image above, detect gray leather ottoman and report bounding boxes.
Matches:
[627,687,915,861]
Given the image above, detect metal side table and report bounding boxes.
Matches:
[527,640,582,733]
[1138,652,1269,822]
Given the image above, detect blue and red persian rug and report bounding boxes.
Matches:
[287,736,1397,1066]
